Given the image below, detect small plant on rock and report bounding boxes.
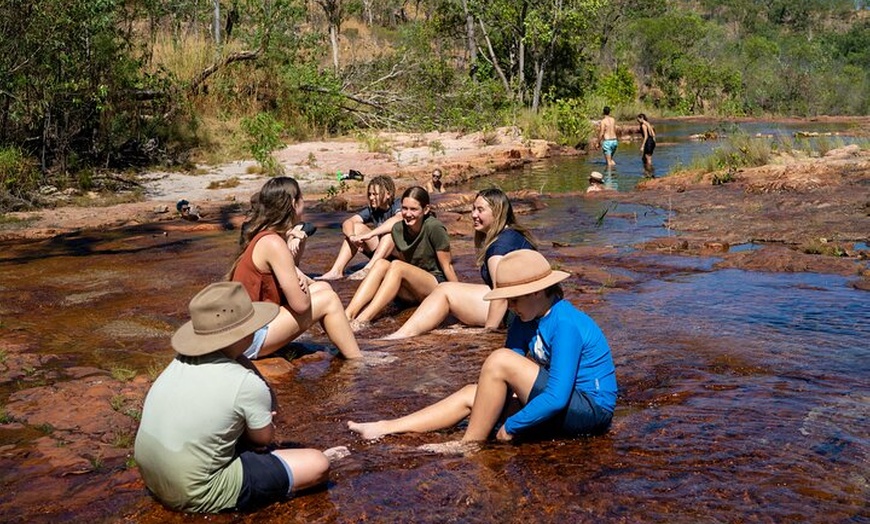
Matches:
[111,367,137,382]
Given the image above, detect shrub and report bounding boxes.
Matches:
[241,112,285,176]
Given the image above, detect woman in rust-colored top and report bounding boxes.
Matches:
[230,177,361,359]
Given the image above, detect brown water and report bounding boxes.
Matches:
[0,192,868,523]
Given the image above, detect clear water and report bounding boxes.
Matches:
[460,119,866,194]
[0,120,867,522]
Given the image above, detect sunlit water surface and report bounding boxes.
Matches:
[0,120,867,522]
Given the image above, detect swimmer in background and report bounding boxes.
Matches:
[425,168,444,194]
[638,114,656,175]
[598,106,618,167]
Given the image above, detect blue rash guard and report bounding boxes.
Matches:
[503,299,617,435]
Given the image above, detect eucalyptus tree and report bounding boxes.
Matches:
[471,0,602,111]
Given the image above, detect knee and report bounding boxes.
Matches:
[429,284,449,300]
[480,348,515,376]
[373,258,391,272]
[318,288,344,313]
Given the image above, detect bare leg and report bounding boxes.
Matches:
[348,384,478,440]
[345,258,391,319]
[260,308,307,357]
[318,240,356,280]
[309,282,362,358]
[349,235,393,280]
[319,223,375,280]
[272,448,329,491]
[356,261,437,323]
[384,282,490,339]
[462,348,540,441]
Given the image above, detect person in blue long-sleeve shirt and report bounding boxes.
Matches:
[348,249,616,444]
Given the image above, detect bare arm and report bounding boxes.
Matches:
[245,420,275,447]
[436,250,458,282]
[483,254,506,329]
[256,234,311,314]
[356,214,402,242]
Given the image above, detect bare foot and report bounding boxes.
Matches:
[323,445,351,463]
[380,331,411,341]
[417,440,481,455]
[349,319,371,333]
[347,267,370,280]
[316,271,344,281]
[348,420,389,440]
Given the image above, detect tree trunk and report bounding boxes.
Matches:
[478,18,511,95]
[532,59,544,112]
[461,0,476,70]
[213,0,221,45]
[330,25,340,72]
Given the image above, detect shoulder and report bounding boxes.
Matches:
[423,215,447,231]
[255,231,285,249]
[489,229,533,253]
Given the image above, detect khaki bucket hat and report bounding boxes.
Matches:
[171,282,279,356]
[483,250,570,301]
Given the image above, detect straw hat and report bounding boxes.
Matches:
[171,282,279,356]
[483,250,570,300]
[589,171,604,182]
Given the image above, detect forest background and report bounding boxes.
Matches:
[1,0,868,209]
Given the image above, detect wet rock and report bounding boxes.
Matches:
[252,356,296,380]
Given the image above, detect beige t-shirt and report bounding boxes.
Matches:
[134,353,272,512]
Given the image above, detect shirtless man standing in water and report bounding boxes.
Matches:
[598,106,618,167]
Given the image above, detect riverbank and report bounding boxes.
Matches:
[0,127,568,242]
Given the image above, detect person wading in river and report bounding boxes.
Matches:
[348,250,617,449]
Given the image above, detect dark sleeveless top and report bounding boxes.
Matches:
[231,231,287,307]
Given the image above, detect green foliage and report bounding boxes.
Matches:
[322,180,349,201]
[596,67,637,107]
[694,133,771,173]
[110,366,137,382]
[537,97,596,147]
[240,112,285,175]
[0,147,45,212]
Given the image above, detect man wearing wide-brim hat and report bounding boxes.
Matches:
[134,282,330,513]
[348,250,617,446]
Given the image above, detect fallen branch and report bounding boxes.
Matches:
[188,49,262,94]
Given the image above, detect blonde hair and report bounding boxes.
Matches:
[473,188,536,267]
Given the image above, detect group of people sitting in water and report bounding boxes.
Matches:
[134,174,618,514]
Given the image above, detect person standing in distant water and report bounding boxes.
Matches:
[637,114,656,174]
[598,106,618,167]
[425,168,444,194]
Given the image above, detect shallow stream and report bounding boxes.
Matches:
[0,120,867,522]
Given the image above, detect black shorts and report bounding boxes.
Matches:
[643,138,656,156]
[522,368,613,439]
[235,450,293,511]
